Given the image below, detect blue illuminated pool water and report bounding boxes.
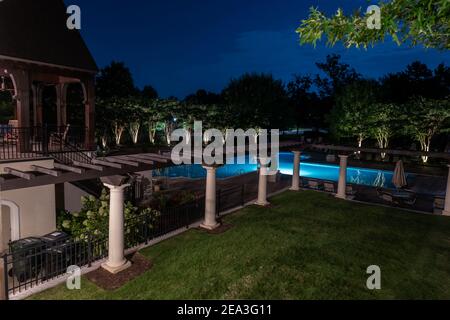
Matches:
[154,152,413,189]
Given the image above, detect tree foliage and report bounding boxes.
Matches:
[96,61,138,99]
[402,96,450,161]
[297,0,450,49]
[330,79,381,146]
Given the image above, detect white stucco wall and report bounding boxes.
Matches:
[0,159,56,243]
[64,182,90,213]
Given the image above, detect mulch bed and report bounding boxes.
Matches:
[85,252,153,291]
[199,223,234,235]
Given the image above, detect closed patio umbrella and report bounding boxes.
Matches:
[392,160,407,189]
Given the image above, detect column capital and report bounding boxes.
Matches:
[292,150,302,155]
[258,156,272,167]
[338,155,349,159]
[202,164,221,171]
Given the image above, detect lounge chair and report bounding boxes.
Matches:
[378,189,395,204]
[324,181,335,193]
[326,154,336,162]
[433,197,445,215]
[49,124,70,149]
[346,185,357,200]
[307,179,322,190]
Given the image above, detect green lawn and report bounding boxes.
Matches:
[31,191,450,300]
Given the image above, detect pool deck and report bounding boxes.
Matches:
[157,171,439,215]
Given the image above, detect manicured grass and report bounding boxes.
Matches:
[31,191,450,300]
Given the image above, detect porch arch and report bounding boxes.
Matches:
[0,200,20,241]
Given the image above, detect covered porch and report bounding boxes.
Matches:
[0,60,96,161]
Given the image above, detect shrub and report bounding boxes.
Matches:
[57,189,160,241]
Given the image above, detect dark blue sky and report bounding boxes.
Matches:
[67,0,450,98]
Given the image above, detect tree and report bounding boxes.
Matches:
[287,75,321,131]
[184,89,221,106]
[297,0,450,49]
[222,73,289,130]
[403,97,450,162]
[381,61,450,103]
[330,79,381,147]
[141,85,159,100]
[315,54,360,96]
[145,102,162,145]
[96,61,138,99]
[126,97,145,145]
[367,103,400,159]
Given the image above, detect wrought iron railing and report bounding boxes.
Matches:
[1,195,208,299]
[0,125,91,162]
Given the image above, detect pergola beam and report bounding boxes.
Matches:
[73,161,104,171]
[132,154,168,163]
[106,157,140,167]
[3,168,35,180]
[117,155,154,165]
[92,159,123,169]
[30,165,61,177]
[54,163,85,174]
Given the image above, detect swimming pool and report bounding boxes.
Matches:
[153,152,413,189]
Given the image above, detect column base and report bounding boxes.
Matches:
[443,210,450,217]
[255,200,270,207]
[335,194,347,200]
[200,222,221,231]
[101,260,132,274]
[289,186,300,191]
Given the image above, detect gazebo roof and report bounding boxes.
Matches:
[0,0,97,72]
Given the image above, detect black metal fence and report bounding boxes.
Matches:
[1,183,256,299]
[1,194,210,299]
[0,125,89,161]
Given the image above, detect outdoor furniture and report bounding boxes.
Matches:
[326,154,336,162]
[324,181,335,193]
[346,185,357,196]
[433,197,445,214]
[49,124,71,148]
[378,189,416,206]
[307,179,322,190]
[377,189,396,204]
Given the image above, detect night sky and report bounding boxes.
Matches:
[66,0,450,98]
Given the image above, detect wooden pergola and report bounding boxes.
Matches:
[0,153,173,192]
[0,0,97,150]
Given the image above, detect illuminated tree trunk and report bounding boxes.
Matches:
[129,122,140,144]
[375,130,389,160]
[148,121,157,144]
[418,133,432,163]
[113,122,125,145]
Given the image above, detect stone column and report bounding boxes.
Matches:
[443,165,450,216]
[336,155,349,200]
[290,151,301,191]
[102,183,131,274]
[256,158,270,206]
[201,165,220,230]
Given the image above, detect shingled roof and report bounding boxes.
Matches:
[0,0,98,72]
